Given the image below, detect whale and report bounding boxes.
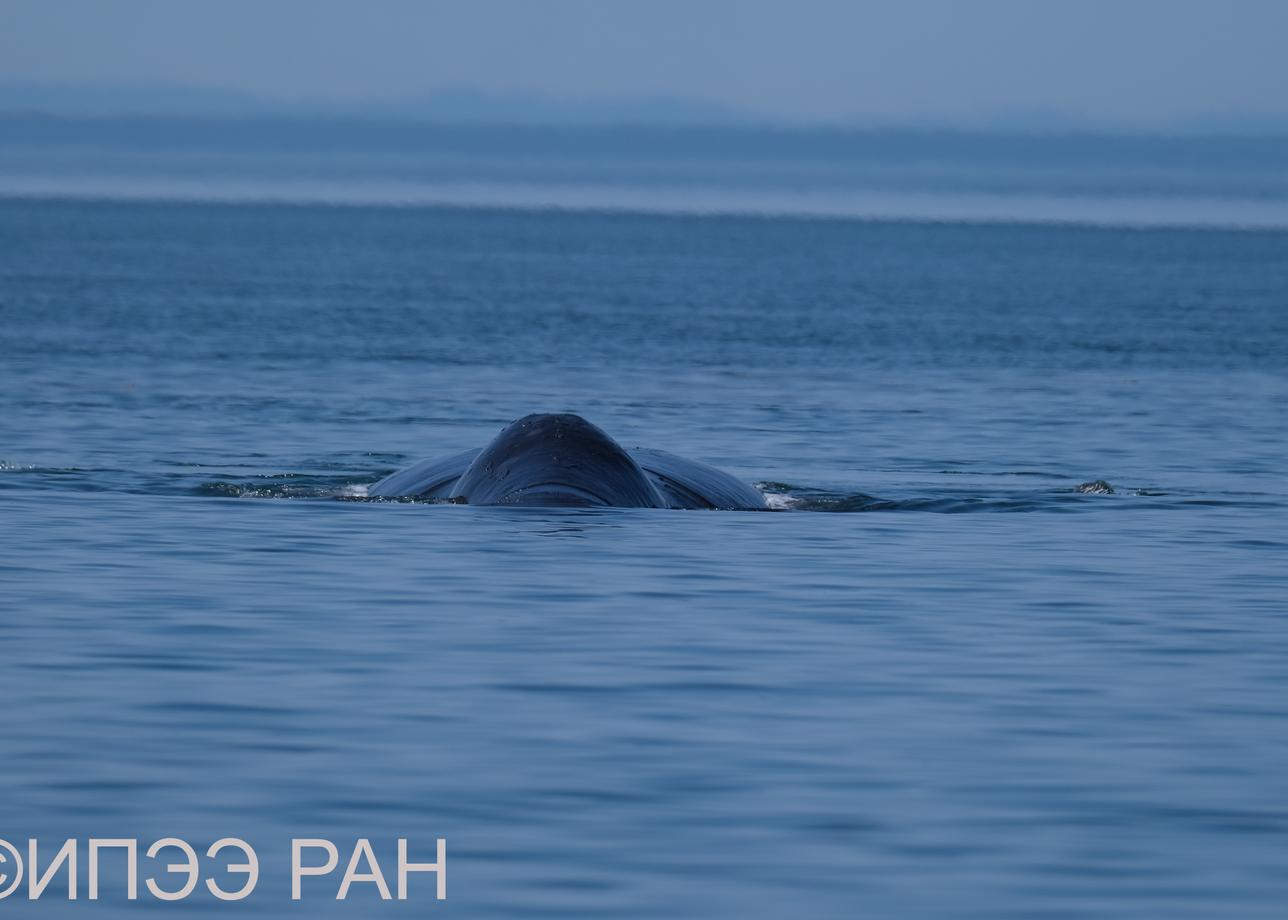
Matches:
[368,413,767,510]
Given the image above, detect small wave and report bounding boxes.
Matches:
[194,474,371,500]
[0,464,118,492]
[197,477,465,504]
[758,479,1143,513]
[759,486,891,512]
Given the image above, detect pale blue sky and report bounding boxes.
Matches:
[2,0,1286,127]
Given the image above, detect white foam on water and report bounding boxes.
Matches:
[763,491,799,511]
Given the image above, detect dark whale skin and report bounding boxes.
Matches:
[452,413,665,508]
[367,413,767,510]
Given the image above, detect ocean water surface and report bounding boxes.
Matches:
[1,198,1286,917]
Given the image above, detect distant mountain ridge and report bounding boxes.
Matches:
[0,82,753,126]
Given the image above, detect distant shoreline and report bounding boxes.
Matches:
[4,185,1286,232]
[3,112,1287,159]
[3,115,1285,230]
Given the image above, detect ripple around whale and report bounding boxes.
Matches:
[182,475,1223,514]
[3,459,1254,514]
[0,460,1243,514]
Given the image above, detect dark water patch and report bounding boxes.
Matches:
[143,700,303,719]
[0,464,122,492]
[940,468,1071,479]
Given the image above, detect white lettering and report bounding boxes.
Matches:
[0,838,24,899]
[87,838,137,900]
[336,838,391,900]
[397,837,446,900]
[205,838,259,901]
[291,839,338,900]
[27,838,76,900]
[144,838,198,901]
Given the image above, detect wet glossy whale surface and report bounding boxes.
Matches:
[368,412,768,509]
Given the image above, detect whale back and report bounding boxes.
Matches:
[366,448,480,499]
[366,415,767,510]
[631,447,768,511]
[451,413,666,508]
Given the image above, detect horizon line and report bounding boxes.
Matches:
[2,80,1288,137]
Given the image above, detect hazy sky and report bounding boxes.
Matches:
[2,0,1287,126]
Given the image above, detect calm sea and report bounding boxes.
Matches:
[1,188,1286,917]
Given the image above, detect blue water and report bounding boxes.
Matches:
[2,197,1287,917]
